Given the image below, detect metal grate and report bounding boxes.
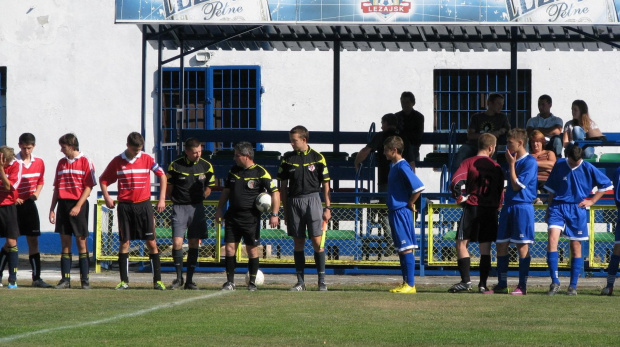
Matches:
[160,66,261,167]
[433,69,532,151]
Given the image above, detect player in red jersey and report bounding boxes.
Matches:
[49,134,97,289]
[0,146,22,288]
[16,133,51,287]
[100,132,168,290]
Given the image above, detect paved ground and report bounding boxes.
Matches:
[8,255,608,290]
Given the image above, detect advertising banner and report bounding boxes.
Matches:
[115,0,620,24]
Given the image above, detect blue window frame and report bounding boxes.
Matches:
[433,69,532,148]
[160,66,261,166]
[0,67,6,146]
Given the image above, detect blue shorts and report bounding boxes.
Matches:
[497,204,535,244]
[547,203,588,241]
[388,207,417,252]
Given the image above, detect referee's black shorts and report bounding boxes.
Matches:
[117,200,156,242]
[224,210,260,246]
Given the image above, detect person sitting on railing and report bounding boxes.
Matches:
[451,93,511,174]
[562,99,606,159]
[526,94,563,158]
[529,130,556,204]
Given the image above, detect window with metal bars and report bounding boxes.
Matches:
[0,67,6,146]
[160,66,261,166]
[433,69,531,150]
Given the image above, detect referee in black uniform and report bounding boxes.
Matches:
[278,126,331,291]
[166,138,215,290]
[215,142,280,291]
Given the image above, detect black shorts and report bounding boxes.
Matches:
[224,210,260,246]
[118,200,155,242]
[55,199,89,238]
[0,204,19,239]
[17,199,41,237]
[171,204,207,240]
[456,204,498,243]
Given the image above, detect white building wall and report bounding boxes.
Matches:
[1,1,620,233]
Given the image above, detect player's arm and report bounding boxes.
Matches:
[544,191,555,223]
[354,147,372,171]
[322,180,331,222]
[408,191,421,212]
[49,186,59,224]
[156,174,167,213]
[0,154,10,191]
[214,188,230,223]
[580,189,606,208]
[70,186,92,217]
[505,151,521,191]
[269,190,281,228]
[279,180,288,224]
[100,182,115,209]
[31,184,43,201]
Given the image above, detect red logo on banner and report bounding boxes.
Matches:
[361,1,412,14]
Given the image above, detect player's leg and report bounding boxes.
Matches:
[116,240,130,289]
[76,236,90,289]
[170,204,188,288]
[478,241,492,291]
[511,243,531,295]
[478,207,498,292]
[451,205,474,292]
[307,194,326,291]
[184,238,200,290]
[388,208,417,293]
[546,228,562,295]
[58,234,73,289]
[565,204,587,295]
[222,217,240,290]
[245,243,259,291]
[0,244,7,285]
[287,197,307,290]
[183,204,206,290]
[20,200,49,287]
[491,207,511,293]
[145,239,164,290]
[602,243,620,295]
[568,240,583,295]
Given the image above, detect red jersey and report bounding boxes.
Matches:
[99,151,165,203]
[0,160,22,206]
[53,153,97,200]
[16,153,45,200]
[450,155,504,208]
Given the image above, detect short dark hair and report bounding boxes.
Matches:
[290,125,309,141]
[58,133,79,151]
[565,144,583,162]
[488,93,505,104]
[381,113,398,128]
[234,141,254,160]
[538,94,552,104]
[18,133,36,145]
[507,128,527,144]
[383,136,404,154]
[401,91,416,106]
[478,133,497,150]
[127,132,144,147]
[184,137,202,149]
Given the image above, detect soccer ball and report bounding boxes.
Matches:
[255,192,272,212]
[245,269,265,285]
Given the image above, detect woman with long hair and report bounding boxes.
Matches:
[562,99,605,159]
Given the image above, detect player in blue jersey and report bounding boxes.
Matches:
[449,133,504,293]
[601,166,620,296]
[544,144,612,296]
[383,136,425,293]
[484,129,538,295]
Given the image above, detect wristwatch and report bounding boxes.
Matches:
[324,206,332,211]
[270,212,279,217]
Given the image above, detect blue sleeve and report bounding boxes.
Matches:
[516,157,538,189]
[544,161,562,193]
[590,164,613,192]
[402,164,425,194]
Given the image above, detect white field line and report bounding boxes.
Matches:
[0,290,232,343]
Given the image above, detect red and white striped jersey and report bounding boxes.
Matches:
[0,160,22,206]
[99,151,165,203]
[16,153,45,200]
[53,153,97,200]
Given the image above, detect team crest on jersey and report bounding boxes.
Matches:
[308,164,315,172]
[247,179,259,189]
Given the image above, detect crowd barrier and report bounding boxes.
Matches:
[94,199,617,274]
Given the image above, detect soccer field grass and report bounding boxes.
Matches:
[0,283,617,346]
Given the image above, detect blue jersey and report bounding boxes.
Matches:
[504,154,538,205]
[544,159,613,204]
[614,167,620,207]
[387,159,425,211]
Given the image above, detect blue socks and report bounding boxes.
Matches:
[547,251,560,284]
[401,252,415,287]
[518,256,531,289]
[569,257,583,288]
[497,255,509,288]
